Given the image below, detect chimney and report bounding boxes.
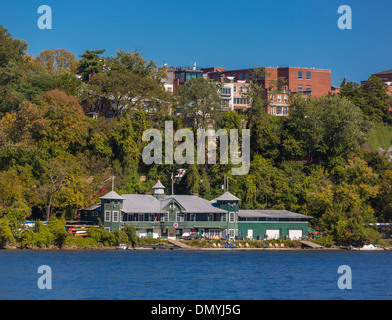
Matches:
[145,192,150,195]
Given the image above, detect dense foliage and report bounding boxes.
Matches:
[0,25,392,247]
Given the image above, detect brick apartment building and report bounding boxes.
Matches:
[203,66,332,116]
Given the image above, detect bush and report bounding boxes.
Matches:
[0,218,15,248]
[34,223,55,248]
[112,229,129,246]
[313,235,335,247]
[18,229,35,248]
[65,235,97,247]
[47,216,68,248]
[87,228,114,246]
[123,225,138,247]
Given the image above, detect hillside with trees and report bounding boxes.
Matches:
[0,25,392,247]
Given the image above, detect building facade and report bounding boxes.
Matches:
[80,181,312,241]
[204,66,332,116]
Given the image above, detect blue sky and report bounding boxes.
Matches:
[0,0,391,85]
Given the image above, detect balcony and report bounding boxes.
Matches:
[122,220,229,229]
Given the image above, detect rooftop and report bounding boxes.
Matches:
[239,210,312,219]
[213,191,241,202]
[120,194,226,214]
[374,69,392,75]
[99,191,125,200]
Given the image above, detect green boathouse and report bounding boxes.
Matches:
[79,180,312,240]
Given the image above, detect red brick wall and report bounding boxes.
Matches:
[277,67,331,98]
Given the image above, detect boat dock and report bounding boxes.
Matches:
[300,240,324,249]
[167,239,193,249]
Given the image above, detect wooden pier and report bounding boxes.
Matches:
[300,240,324,249]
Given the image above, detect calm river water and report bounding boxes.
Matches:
[0,250,390,300]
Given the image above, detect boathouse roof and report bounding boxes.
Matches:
[99,190,125,200]
[239,210,312,219]
[212,191,241,202]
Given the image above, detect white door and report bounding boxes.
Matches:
[289,229,303,240]
[153,229,161,239]
[266,229,280,239]
[138,229,147,238]
[247,229,253,240]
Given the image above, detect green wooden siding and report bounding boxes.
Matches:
[238,221,309,239]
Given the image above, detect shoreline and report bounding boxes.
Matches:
[2,245,390,251]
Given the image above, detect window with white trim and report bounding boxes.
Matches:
[176,212,184,222]
[112,211,119,222]
[229,212,235,223]
[229,229,235,239]
[105,211,111,222]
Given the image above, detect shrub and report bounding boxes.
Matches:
[313,235,335,247]
[18,229,35,248]
[0,218,15,248]
[65,235,97,247]
[123,225,138,247]
[47,216,68,248]
[112,229,129,246]
[34,223,55,248]
[87,228,114,246]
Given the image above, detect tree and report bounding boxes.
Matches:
[0,168,31,228]
[361,75,392,124]
[88,71,168,118]
[177,77,223,132]
[112,229,129,246]
[0,217,16,248]
[47,216,68,248]
[36,49,77,74]
[340,76,392,124]
[0,25,28,68]
[33,155,77,221]
[106,49,168,81]
[283,95,367,166]
[372,170,392,222]
[77,49,106,82]
[123,225,138,248]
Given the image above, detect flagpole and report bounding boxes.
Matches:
[171,172,174,196]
